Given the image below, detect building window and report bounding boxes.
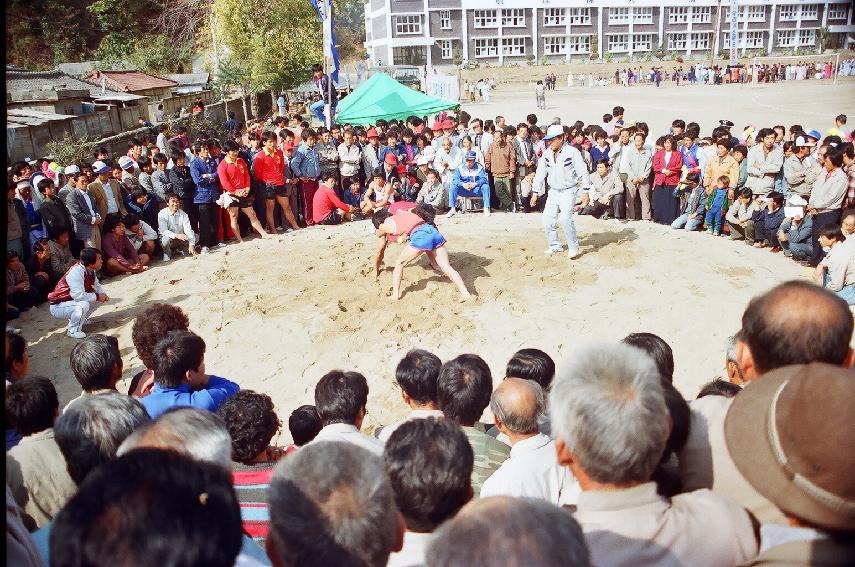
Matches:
[777,30,796,47]
[568,35,591,54]
[609,7,630,25]
[607,34,630,53]
[633,33,655,52]
[800,4,818,20]
[544,36,566,55]
[501,37,526,56]
[440,10,451,30]
[474,38,499,57]
[568,8,590,25]
[827,4,848,20]
[726,6,765,23]
[669,7,689,24]
[779,6,798,21]
[692,7,711,24]
[392,46,427,66]
[798,29,816,46]
[437,39,452,59]
[395,15,421,35]
[543,8,565,26]
[690,32,711,50]
[725,31,764,49]
[474,10,498,28]
[633,7,653,24]
[502,9,525,27]
[668,33,687,50]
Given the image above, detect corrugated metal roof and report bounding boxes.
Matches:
[91,92,147,102]
[84,70,178,93]
[6,69,119,98]
[7,108,75,128]
[166,73,209,86]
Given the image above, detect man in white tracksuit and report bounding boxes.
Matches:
[531,125,592,259]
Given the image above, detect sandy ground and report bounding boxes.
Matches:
[459,78,855,139]
[20,211,805,443]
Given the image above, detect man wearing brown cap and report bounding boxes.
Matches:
[725,363,855,564]
[678,281,854,525]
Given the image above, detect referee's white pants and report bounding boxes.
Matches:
[543,188,579,254]
[50,300,98,333]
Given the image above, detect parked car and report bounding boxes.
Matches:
[368,65,423,91]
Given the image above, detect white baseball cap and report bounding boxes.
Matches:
[64,165,81,175]
[795,136,816,148]
[543,124,565,141]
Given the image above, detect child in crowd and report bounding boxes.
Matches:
[705,175,732,236]
[140,329,240,419]
[390,204,472,303]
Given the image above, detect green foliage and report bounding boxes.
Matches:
[590,35,598,60]
[526,53,535,66]
[333,0,367,62]
[127,35,192,74]
[605,52,613,63]
[45,131,97,166]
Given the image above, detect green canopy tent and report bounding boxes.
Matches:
[335,73,459,126]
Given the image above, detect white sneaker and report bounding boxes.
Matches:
[276,226,284,232]
[613,219,622,225]
[446,208,457,218]
[567,249,581,260]
[67,329,86,339]
[544,247,563,256]
[201,246,210,254]
[162,253,171,262]
[483,208,491,217]
[214,242,227,249]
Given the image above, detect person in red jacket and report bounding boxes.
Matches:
[312,173,354,225]
[217,140,269,244]
[253,132,301,235]
[652,135,684,225]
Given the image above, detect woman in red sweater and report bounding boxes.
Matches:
[217,140,269,243]
[652,135,684,225]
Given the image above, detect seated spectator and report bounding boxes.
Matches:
[725,188,754,239]
[158,193,198,260]
[25,238,60,304]
[47,247,109,339]
[438,354,510,496]
[311,370,383,455]
[778,198,813,262]
[723,331,746,385]
[415,169,446,210]
[50,450,243,567]
[446,151,490,218]
[140,330,240,419]
[312,173,354,225]
[696,378,741,399]
[5,330,29,450]
[813,223,855,304]
[577,159,623,220]
[376,349,444,443]
[218,390,290,548]
[481,378,577,505]
[6,483,43,567]
[65,334,123,410]
[267,441,404,567]
[341,178,366,209]
[426,496,590,567]
[724,364,855,564]
[125,188,160,231]
[128,303,191,397]
[384,417,473,567]
[48,228,74,275]
[753,191,786,251]
[671,173,707,231]
[7,250,37,313]
[550,343,758,566]
[622,332,675,383]
[101,213,150,276]
[122,212,157,258]
[287,404,322,447]
[30,392,150,564]
[679,281,853,525]
[505,348,555,391]
[5,377,77,530]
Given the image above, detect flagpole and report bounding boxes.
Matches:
[325,0,333,129]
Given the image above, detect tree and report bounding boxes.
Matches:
[333,0,367,62]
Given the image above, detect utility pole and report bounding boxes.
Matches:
[711,0,722,67]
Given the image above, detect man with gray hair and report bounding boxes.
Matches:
[426,496,590,567]
[550,343,758,566]
[30,392,150,564]
[267,441,404,567]
[480,378,577,505]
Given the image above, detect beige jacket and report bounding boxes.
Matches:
[88,179,127,219]
[704,154,740,191]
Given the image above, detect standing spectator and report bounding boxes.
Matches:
[66,172,102,251]
[745,128,784,196]
[625,132,654,221]
[217,140,269,243]
[36,178,72,239]
[652,136,684,225]
[375,349,444,443]
[484,129,517,212]
[310,370,383,455]
[277,92,286,117]
[784,136,820,198]
[167,151,198,234]
[535,80,546,109]
[809,148,848,265]
[337,129,362,191]
[190,141,221,252]
[254,131,301,234]
[6,376,77,530]
[481,378,577,505]
[550,343,758,566]
[438,354,510,496]
[291,129,322,226]
[88,161,128,222]
[140,330,240,419]
[384,418,473,567]
[267,442,403,567]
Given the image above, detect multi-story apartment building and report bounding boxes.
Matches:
[363,1,854,67]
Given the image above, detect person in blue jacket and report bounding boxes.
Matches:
[190,140,221,252]
[446,151,491,218]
